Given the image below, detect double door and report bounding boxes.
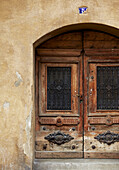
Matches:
[35,31,119,158]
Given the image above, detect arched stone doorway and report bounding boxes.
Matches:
[34,25,119,159]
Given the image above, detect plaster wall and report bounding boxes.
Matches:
[0,0,119,169]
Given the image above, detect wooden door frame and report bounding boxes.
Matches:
[34,24,119,159]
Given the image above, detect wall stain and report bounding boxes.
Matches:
[23,106,32,158]
[14,71,23,87]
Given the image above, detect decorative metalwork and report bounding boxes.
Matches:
[97,66,119,110]
[47,67,71,110]
[94,131,119,145]
[44,131,74,145]
[106,115,113,126]
[56,117,63,127]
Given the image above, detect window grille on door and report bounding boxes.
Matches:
[47,67,71,110]
[97,66,119,110]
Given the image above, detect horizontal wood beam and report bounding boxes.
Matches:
[85,49,119,55]
[35,151,83,158]
[36,49,82,56]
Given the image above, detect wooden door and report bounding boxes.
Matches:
[84,53,119,158]
[35,31,119,159]
[35,56,83,158]
[83,31,119,158]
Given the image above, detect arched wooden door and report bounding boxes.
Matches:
[35,30,119,158]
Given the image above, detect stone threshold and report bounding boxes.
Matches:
[33,159,119,170]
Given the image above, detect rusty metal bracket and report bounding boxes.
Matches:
[44,131,74,145]
[94,131,119,145]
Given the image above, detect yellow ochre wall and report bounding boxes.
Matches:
[0,0,119,169]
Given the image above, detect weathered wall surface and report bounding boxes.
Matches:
[0,0,119,169]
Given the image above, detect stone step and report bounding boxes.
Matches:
[33,159,119,170]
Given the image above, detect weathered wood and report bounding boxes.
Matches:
[84,54,119,159]
[36,49,81,56]
[85,49,119,55]
[84,31,119,49]
[89,112,119,117]
[38,56,80,63]
[39,117,80,125]
[36,59,83,158]
[39,63,80,115]
[35,151,83,158]
[35,59,40,131]
[38,31,82,49]
[35,30,119,159]
[84,152,119,159]
[89,117,119,125]
[88,62,119,116]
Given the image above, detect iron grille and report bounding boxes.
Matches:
[97,66,119,110]
[47,67,71,110]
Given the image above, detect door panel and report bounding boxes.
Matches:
[39,63,79,115]
[89,63,119,115]
[84,31,119,49]
[84,54,119,158]
[39,31,83,49]
[36,57,83,158]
